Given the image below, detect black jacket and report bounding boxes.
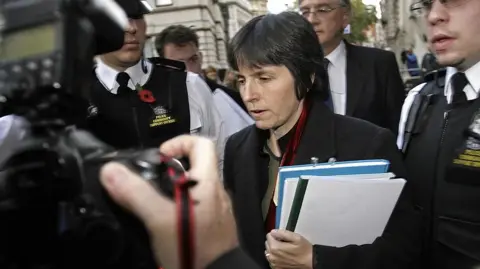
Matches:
[207,248,261,269]
[343,42,405,135]
[224,98,423,269]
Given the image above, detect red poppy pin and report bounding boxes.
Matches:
[136,84,156,103]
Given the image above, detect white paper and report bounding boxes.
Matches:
[279,175,405,247]
[300,173,396,181]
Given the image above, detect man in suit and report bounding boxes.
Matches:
[300,0,405,134]
[224,12,421,269]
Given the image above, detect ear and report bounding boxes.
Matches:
[198,51,204,65]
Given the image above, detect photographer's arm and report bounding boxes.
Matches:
[100,135,244,269]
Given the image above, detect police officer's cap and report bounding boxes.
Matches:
[115,0,153,19]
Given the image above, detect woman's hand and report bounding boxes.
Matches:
[265,229,313,269]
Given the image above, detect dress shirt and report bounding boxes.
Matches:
[397,61,480,148]
[212,88,253,136]
[325,41,347,115]
[94,58,227,172]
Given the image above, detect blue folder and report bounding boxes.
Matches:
[275,159,390,228]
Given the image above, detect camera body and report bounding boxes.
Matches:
[0,0,96,117]
[0,0,63,94]
[0,128,168,269]
[0,1,177,268]
[0,0,126,121]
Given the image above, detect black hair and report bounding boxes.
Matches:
[155,25,199,57]
[227,12,327,100]
[298,0,351,9]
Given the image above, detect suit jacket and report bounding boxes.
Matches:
[343,42,405,135]
[205,78,248,113]
[223,98,422,269]
[206,248,261,269]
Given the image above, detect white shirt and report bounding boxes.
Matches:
[325,41,348,115]
[396,61,480,149]
[95,58,228,172]
[212,88,254,136]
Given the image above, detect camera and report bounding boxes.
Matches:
[0,1,186,269]
[0,0,127,118]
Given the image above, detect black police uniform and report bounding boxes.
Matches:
[86,0,190,149]
[403,70,480,269]
[80,1,190,269]
[88,59,190,149]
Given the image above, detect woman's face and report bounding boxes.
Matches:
[237,65,303,132]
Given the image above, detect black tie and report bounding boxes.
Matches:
[116,72,131,96]
[323,58,334,111]
[450,72,469,106]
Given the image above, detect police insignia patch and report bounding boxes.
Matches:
[149,106,177,127]
[153,105,167,116]
[446,108,480,185]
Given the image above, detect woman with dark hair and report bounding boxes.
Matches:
[223,12,421,269]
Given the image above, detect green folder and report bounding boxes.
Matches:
[285,176,309,232]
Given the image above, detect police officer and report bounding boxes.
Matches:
[155,25,254,137]
[397,0,480,268]
[87,0,227,170]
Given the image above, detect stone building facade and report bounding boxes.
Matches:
[250,0,268,17]
[380,0,429,67]
[142,0,254,70]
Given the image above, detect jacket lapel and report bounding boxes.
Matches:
[236,127,270,199]
[345,42,366,116]
[294,100,337,165]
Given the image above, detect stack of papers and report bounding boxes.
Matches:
[276,160,405,247]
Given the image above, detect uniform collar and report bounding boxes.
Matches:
[325,40,346,68]
[95,58,153,94]
[445,61,480,101]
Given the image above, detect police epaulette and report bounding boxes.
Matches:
[147,57,186,72]
[423,68,447,83]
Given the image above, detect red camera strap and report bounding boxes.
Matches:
[158,155,196,269]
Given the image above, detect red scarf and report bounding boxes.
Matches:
[265,100,311,232]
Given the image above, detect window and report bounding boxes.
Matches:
[156,0,173,6]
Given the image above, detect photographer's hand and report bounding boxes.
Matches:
[99,135,238,269]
